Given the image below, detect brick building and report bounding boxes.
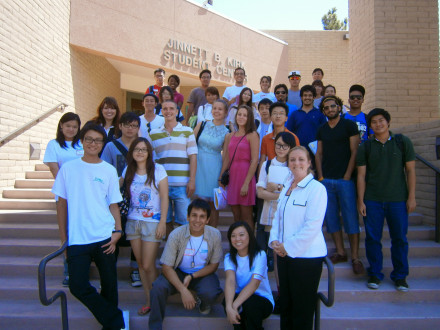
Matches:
[0,0,439,223]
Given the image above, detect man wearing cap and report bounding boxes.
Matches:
[287,70,302,109]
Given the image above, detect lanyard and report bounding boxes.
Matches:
[189,235,204,268]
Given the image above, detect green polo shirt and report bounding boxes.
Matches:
[356,132,415,202]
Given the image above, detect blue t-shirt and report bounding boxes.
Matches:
[286,108,327,147]
[287,90,301,108]
[286,103,299,117]
[343,112,373,143]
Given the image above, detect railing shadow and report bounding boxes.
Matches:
[38,241,69,330]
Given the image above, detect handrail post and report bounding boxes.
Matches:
[436,172,440,243]
[314,256,335,330]
[38,241,69,330]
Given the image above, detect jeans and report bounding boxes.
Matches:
[322,178,360,234]
[167,186,190,225]
[67,238,124,330]
[149,269,223,330]
[363,200,409,281]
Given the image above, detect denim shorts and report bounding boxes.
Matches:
[167,186,190,225]
[125,219,162,242]
[322,178,360,234]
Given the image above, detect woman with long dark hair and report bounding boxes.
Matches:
[269,146,327,329]
[90,96,121,143]
[227,87,261,132]
[44,111,83,286]
[220,105,259,230]
[224,221,274,329]
[121,137,169,316]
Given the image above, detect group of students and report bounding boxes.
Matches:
[45,66,416,330]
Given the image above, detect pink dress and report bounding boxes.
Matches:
[227,135,256,206]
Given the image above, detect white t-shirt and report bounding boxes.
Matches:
[51,158,122,246]
[197,103,213,123]
[223,85,248,102]
[178,235,209,274]
[121,164,167,222]
[43,139,84,169]
[254,92,277,104]
[224,251,274,308]
[139,114,165,139]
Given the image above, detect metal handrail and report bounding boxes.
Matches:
[415,154,440,242]
[0,103,67,147]
[314,256,335,330]
[38,241,69,330]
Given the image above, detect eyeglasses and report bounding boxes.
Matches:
[275,91,286,95]
[289,76,301,80]
[235,72,245,76]
[323,104,338,111]
[275,143,290,150]
[349,95,363,100]
[272,112,286,117]
[122,123,139,129]
[134,148,148,153]
[84,137,104,145]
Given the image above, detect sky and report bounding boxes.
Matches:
[193,0,349,31]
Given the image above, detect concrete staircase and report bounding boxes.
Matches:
[0,164,440,329]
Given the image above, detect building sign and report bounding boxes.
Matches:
[163,38,245,78]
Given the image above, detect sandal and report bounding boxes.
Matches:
[138,305,151,316]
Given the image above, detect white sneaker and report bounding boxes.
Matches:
[121,310,129,330]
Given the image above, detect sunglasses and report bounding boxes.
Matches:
[289,76,300,80]
[275,91,287,95]
[349,95,363,100]
[323,104,338,111]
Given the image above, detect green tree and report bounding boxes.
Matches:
[322,7,347,30]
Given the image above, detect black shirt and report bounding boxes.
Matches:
[317,118,359,179]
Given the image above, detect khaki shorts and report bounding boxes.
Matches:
[125,219,162,242]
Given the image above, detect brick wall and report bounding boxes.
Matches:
[350,0,439,126]
[263,30,351,103]
[0,0,122,192]
[394,121,440,225]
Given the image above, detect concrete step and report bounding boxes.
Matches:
[15,179,54,189]
[0,210,57,223]
[2,272,440,304]
[2,236,439,259]
[2,254,440,281]
[0,199,56,210]
[2,189,54,199]
[35,164,50,171]
[25,171,54,179]
[0,221,433,242]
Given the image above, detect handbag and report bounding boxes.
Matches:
[220,134,246,186]
[118,180,130,217]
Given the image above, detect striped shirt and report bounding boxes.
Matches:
[149,123,198,186]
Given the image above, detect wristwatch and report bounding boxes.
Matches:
[112,229,123,235]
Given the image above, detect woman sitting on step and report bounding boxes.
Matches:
[224,221,274,329]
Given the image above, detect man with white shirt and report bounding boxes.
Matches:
[52,122,125,330]
[149,199,223,330]
[223,67,248,107]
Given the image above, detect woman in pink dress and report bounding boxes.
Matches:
[220,105,259,230]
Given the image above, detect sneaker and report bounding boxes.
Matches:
[352,259,365,275]
[394,279,409,292]
[62,276,69,287]
[198,302,211,315]
[130,270,142,287]
[367,276,381,289]
[121,310,129,330]
[329,253,348,264]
